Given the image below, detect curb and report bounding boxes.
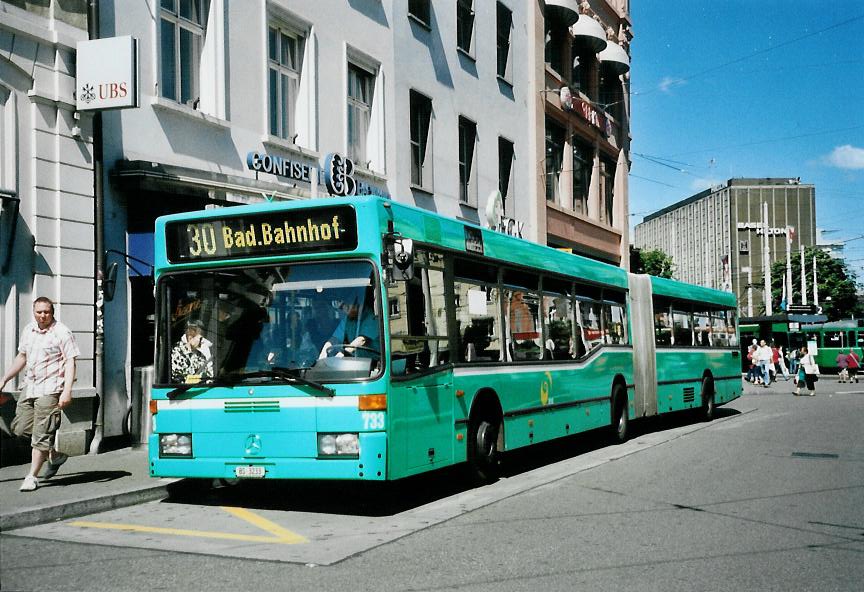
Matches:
[1,479,181,532]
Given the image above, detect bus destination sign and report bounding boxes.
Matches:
[165,205,357,262]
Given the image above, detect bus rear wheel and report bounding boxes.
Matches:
[700,377,716,422]
[468,417,501,483]
[611,385,629,444]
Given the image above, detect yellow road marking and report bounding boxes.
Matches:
[221,506,308,543]
[69,507,307,545]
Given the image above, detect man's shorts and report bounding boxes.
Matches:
[11,394,61,451]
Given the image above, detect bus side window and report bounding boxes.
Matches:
[672,308,693,346]
[726,309,739,347]
[543,291,574,360]
[455,282,501,363]
[654,302,673,346]
[711,310,728,347]
[388,252,448,374]
[602,290,628,345]
[577,299,603,353]
[694,311,711,346]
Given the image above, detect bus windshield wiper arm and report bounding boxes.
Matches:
[166,379,220,400]
[231,368,335,397]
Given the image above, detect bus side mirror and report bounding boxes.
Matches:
[103,262,119,302]
[390,237,414,281]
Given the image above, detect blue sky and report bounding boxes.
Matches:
[629,0,864,280]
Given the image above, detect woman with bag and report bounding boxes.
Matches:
[795,345,819,397]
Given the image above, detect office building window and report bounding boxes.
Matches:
[458,117,477,206]
[410,90,433,191]
[409,0,431,27]
[498,137,514,214]
[347,62,375,166]
[545,119,565,204]
[160,0,209,107]
[496,3,512,80]
[572,138,592,215]
[268,24,304,141]
[457,0,475,53]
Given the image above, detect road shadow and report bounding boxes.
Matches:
[162,407,742,517]
[39,471,132,487]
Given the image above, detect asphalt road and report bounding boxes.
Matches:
[3,380,863,592]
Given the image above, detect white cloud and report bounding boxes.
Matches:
[658,77,686,93]
[824,145,864,170]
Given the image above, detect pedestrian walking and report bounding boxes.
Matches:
[836,349,849,383]
[774,343,790,380]
[755,339,773,387]
[0,297,80,492]
[787,346,799,375]
[847,348,860,383]
[794,345,819,397]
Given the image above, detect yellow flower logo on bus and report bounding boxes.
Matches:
[540,371,552,406]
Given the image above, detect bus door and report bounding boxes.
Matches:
[628,274,657,417]
[388,254,454,472]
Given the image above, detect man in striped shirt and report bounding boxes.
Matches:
[1,297,80,492]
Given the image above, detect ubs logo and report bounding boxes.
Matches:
[244,434,263,456]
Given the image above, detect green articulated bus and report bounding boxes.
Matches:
[149,195,741,483]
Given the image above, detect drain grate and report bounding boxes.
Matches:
[791,452,839,459]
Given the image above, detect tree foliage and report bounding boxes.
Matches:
[638,249,675,279]
[770,246,862,320]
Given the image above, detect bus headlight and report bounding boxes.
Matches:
[160,433,193,457]
[317,433,359,457]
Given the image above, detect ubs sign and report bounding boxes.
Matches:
[76,36,138,111]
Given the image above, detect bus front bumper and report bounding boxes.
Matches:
[148,431,387,480]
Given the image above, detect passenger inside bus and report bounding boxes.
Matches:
[170,319,213,383]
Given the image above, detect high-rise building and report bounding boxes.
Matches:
[634,178,816,316]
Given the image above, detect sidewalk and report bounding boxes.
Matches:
[0,446,181,532]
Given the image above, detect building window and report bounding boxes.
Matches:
[457,0,475,53]
[268,24,304,141]
[572,47,594,97]
[410,90,433,191]
[545,118,565,203]
[572,138,592,215]
[544,23,566,76]
[347,62,375,166]
[458,117,477,206]
[409,0,431,27]
[496,3,512,80]
[600,156,616,225]
[160,0,209,107]
[498,137,514,215]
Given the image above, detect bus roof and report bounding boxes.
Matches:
[649,275,737,308]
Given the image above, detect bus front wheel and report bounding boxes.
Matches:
[611,385,629,444]
[468,417,501,483]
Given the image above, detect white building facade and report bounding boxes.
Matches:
[1,2,96,455]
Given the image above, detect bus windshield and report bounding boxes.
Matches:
[159,261,381,384]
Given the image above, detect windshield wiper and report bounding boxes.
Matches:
[227,368,335,397]
[165,368,334,399]
[166,379,220,400]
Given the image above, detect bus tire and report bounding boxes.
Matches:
[700,377,716,422]
[611,385,629,444]
[467,417,501,483]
